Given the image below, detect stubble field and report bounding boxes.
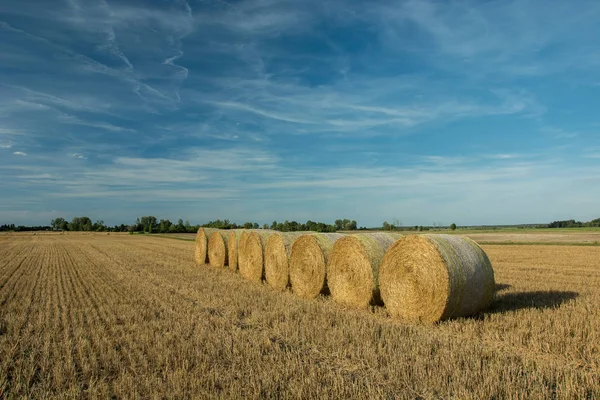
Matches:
[0,233,599,398]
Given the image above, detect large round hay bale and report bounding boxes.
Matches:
[289,233,344,299]
[237,230,250,273]
[327,232,403,309]
[239,231,273,282]
[379,234,495,323]
[227,229,245,272]
[264,232,303,291]
[208,231,229,267]
[195,228,218,265]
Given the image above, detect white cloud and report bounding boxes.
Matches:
[67,153,86,159]
[13,151,27,156]
[0,143,12,149]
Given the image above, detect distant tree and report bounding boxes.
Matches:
[345,220,357,230]
[450,223,457,231]
[243,222,253,229]
[252,222,259,229]
[51,217,68,231]
[263,224,269,230]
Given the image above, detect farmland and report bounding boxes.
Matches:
[1,233,599,398]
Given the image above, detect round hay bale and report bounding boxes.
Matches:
[237,230,250,274]
[227,229,245,272]
[379,234,495,323]
[239,231,273,282]
[195,228,218,265]
[264,232,303,291]
[289,233,344,299]
[208,231,229,267]
[327,232,403,309]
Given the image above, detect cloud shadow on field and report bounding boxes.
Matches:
[488,290,579,314]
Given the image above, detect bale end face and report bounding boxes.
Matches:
[228,230,240,271]
[195,228,210,265]
[289,235,327,299]
[264,234,290,291]
[241,232,265,282]
[327,236,374,309]
[208,231,227,267]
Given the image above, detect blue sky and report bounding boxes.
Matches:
[1,0,599,227]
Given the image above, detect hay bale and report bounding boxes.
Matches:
[289,233,344,299]
[264,232,304,291]
[195,228,218,265]
[227,229,245,272]
[379,234,495,323]
[208,231,229,267]
[239,231,273,282]
[327,232,403,309]
[237,230,250,274]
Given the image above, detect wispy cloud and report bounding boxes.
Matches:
[67,153,86,159]
[1,0,600,225]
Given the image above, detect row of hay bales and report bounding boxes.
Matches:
[195,228,495,323]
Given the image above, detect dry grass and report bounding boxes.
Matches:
[464,231,600,244]
[1,234,599,398]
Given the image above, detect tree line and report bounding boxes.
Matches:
[202,218,359,233]
[548,218,600,228]
[0,216,361,233]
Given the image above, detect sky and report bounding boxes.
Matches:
[1,0,599,227]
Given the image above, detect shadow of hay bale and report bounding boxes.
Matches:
[495,283,512,292]
[489,290,579,313]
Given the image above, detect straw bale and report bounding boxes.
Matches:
[289,233,344,299]
[327,232,402,309]
[264,232,304,291]
[379,234,495,323]
[239,231,273,282]
[195,228,219,265]
[208,231,229,267]
[227,229,245,272]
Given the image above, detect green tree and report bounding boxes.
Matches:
[450,223,457,231]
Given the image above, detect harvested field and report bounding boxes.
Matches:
[1,234,599,398]
[464,231,600,244]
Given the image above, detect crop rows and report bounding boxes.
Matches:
[0,234,598,398]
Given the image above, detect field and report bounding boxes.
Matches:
[1,233,599,398]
